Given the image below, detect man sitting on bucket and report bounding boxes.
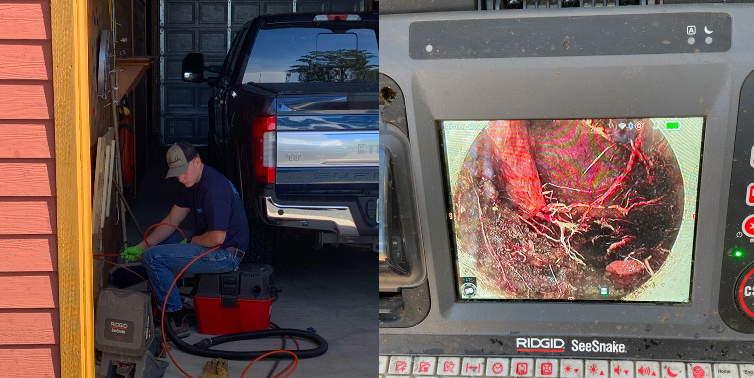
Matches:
[121,141,249,337]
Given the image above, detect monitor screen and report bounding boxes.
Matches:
[440,118,704,303]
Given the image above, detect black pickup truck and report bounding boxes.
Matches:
[182,13,379,262]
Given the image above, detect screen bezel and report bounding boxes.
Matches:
[406,63,726,329]
[379,9,741,335]
[436,117,706,305]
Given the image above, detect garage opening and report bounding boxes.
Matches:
[88,0,378,376]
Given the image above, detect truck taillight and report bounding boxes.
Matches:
[252,115,276,184]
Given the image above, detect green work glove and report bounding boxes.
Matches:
[121,244,144,262]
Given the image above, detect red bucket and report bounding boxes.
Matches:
[193,296,274,335]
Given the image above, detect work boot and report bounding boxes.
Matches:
[168,315,190,338]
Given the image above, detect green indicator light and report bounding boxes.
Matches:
[666,122,680,129]
[735,250,745,258]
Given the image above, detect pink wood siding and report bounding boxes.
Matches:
[0,0,60,376]
[0,347,59,377]
[0,122,55,158]
[0,41,53,80]
[0,1,52,39]
[0,236,57,272]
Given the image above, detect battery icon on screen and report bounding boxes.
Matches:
[666,122,680,129]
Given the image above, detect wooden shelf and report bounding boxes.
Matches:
[115,56,155,102]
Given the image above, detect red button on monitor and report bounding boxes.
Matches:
[542,363,553,375]
[748,184,754,206]
[744,215,754,238]
[517,362,530,375]
[692,366,706,378]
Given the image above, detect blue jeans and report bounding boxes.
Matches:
[142,230,241,312]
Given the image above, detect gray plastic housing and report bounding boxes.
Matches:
[379,5,754,361]
[379,120,427,292]
[95,289,153,357]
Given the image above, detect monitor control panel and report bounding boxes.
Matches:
[378,3,754,373]
[378,356,751,378]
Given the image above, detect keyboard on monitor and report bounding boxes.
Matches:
[378,356,753,378]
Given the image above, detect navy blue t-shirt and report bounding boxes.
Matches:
[175,166,249,251]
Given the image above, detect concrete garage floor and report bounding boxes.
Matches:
[119,150,378,377]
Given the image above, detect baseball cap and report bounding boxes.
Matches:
[165,141,198,178]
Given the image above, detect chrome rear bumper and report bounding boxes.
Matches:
[261,196,359,236]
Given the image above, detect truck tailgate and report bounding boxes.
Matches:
[274,94,378,187]
[275,128,379,186]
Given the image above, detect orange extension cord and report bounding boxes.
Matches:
[94,222,300,378]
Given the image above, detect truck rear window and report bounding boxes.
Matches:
[242,26,378,84]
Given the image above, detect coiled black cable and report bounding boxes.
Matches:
[163,321,328,360]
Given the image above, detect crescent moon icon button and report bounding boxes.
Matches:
[704,26,713,34]
[661,363,685,378]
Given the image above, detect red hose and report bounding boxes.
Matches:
[241,350,299,378]
[144,223,187,248]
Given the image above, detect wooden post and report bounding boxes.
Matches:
[105,139,116,218]
[99,129,114,228]
[92,137,103,232]
[51,0,95,374]
[101,138,112,227]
